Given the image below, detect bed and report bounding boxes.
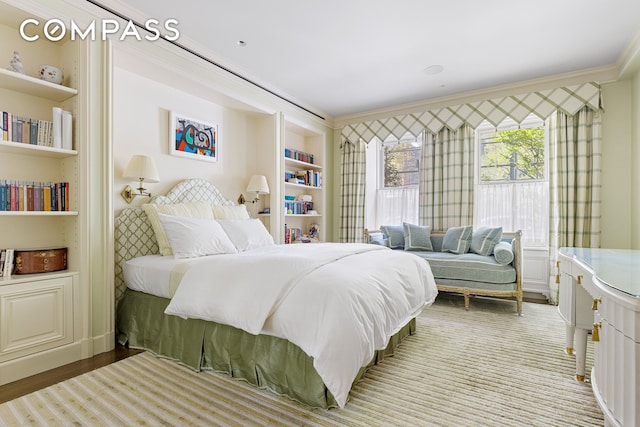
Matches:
[115,179,438,409]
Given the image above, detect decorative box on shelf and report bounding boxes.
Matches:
[14,247,67,274]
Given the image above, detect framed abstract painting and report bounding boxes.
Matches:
[169,111,218,162]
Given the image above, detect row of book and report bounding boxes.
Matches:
[284,226,303,244]
[284,169,323,188]
[0,249,14,277]
[284,148,315,165]
[284,200,314,215]
[0,108,73,150]
[0,180,70,212]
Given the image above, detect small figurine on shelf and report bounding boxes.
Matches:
[309,223,320,239]
[7,51,25,74]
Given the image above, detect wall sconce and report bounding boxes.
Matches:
[121,155,160,204]
[245,175,270,203]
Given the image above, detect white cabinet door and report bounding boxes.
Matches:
[0,276,73,362]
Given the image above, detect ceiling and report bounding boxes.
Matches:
[108,0,640,120]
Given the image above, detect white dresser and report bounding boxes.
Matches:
[558,248,640,427]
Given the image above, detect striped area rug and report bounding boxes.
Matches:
[0,295,603,426]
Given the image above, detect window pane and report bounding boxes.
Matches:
[480,127,545,182]
[383,138,420,188]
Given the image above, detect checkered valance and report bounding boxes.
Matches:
[341,82,602,144]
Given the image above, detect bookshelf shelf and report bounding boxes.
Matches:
[284,157,322,170]
[0,211,78,216]
[0,68,78,102]
[285,213,321,217]
[0,270,77,286]
[0,140,77,158]
[284,181,322,190]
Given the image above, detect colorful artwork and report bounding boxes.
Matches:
[169,112,218,162]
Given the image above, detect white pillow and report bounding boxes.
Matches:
[143,202,214,256]
[212,204,250,220]
[217,219,274,251]
[157,213,237,258]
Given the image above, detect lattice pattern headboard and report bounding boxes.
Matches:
[114,178,234,305]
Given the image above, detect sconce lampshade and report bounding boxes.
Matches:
[246,175,269,194]
[123,155,160,183]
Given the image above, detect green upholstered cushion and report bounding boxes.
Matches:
[442,225,473,254]
[471,226,503,256]
[409,251,516,284]
[381,225,405,249]
[493,241,515,265]
[403,222,433,251]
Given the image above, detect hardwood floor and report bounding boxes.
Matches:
[0,346,143,404]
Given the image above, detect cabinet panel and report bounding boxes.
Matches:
[0,276,73,362]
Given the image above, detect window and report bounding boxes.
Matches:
[380,134,421,188]
[365,133,421,229]
[479,119,545,183]
[475,115,549,246]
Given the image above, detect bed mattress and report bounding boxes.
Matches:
[122,254,216,298]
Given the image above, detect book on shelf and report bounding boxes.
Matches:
[284,225,303,244]
[284,199,314,215]
[284,148,315,164]
[0,180,70,212]
[0,249,5,277]
[284,169,322,188]
[0,108,72,148]
[1,249,14,277]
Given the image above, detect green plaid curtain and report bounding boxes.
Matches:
[548,106,602,302]
[339,139,367,243]
[418,124,475,230]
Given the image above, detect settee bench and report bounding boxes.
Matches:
[366,226,523,315]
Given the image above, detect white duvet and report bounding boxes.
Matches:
[164,243,438,408]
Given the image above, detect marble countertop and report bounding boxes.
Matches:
[559,247,640,297]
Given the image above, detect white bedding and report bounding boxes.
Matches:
[123,254,215,298]
[163,242,438,408]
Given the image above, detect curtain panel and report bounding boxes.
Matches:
[419,125,475,230]
[339,139,367,243]
[475,181,549,246]
[548,106,602,302]
[375,187,419,228]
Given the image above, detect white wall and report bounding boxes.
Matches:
[632,70,640,248]
[600,80,634,248]
[112,67,256,213]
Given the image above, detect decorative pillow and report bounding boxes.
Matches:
[442,225,473,254]
[212,204,251,220]
[493,240,514,265]
[402,222,433,251]
[380,225,405,249]
[471,226,503,256]
[157,214,237,258]
[143,202,215,256]
[217,219,275,252]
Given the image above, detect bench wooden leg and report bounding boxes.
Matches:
[463,290,470,310]
[516,296,523,316]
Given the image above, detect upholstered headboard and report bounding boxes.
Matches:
[114,178,234,305]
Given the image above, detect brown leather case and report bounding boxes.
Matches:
[14,248,67,274]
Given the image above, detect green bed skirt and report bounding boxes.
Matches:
[116,288,417,408]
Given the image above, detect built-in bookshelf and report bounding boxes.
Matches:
[0,2,87,386]
[282,120,325,244]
